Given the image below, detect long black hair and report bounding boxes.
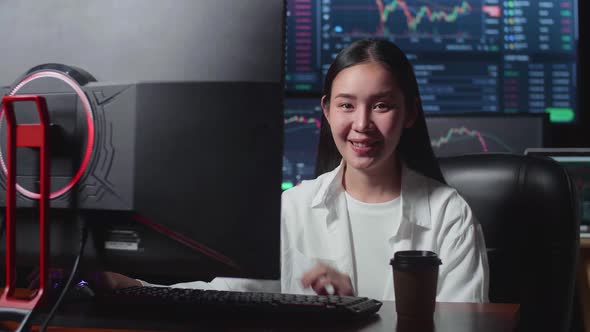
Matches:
[314,39,445,184]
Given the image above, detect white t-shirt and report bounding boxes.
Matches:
[345,192,401,300]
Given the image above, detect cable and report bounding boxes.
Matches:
[37,217,89,332]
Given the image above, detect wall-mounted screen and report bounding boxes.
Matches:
[286,0,579,123]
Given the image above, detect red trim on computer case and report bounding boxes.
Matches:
[0,95,50,312]
[132,214,244,273]
[0,70,95,199]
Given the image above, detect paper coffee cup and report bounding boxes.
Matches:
[390,250,442,320]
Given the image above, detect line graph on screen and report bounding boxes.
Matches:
[328,0,496,40]
[284,115,321,134]
[430,126,515,154]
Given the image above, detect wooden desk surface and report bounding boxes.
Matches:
[1,302,519,332]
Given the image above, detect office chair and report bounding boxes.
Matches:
[439,153,580,332]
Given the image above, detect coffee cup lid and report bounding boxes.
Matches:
[389,250,442,268]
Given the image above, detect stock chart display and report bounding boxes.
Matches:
[282,98,323,190]
[425,114,545,157]
[285,0,578,122]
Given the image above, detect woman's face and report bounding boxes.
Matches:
[322,61,415,174]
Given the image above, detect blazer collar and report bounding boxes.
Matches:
[310,160,345,209]
[310,160,433,237]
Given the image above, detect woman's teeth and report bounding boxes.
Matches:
[351,141,371,147]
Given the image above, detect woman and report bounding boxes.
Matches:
[280,39,488,302]
[108,39,489,302]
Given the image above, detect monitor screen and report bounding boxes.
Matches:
[425,113,547,157]
[285,0,579,123]
[524,148,590,238]
[282,98,322,190]
[0,0,285,284]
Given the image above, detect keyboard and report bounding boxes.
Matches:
[100,286,383,320]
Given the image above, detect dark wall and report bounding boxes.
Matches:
[0,0,284,84]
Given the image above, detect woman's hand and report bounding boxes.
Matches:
[89,271,142,290]
[301,263,354,296]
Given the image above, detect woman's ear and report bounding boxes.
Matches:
[321,95,330,124]
[404,97,419,128]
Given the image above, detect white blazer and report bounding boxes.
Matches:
[169,163,489,302]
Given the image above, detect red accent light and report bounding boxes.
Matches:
[133,214,243,273]
[0,70,95,199]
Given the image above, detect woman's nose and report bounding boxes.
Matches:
[352,106,371,132]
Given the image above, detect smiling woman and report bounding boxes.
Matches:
[289,39,490,301]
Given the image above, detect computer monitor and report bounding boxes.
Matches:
[0,0,285,283]
[425,113,547,157]
[282,97,322,190]
[285,0,579,124]
[524,148,590,238]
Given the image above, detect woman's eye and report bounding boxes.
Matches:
[373,103,390,111]
[338,103,354,110]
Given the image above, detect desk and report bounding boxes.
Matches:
[0,302,519,332]
[579,238,590,332]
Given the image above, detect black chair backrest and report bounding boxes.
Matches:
[439,154,579,332]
